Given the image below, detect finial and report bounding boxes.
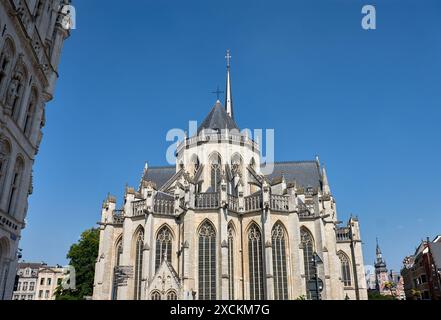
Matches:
[225,49,232,68]
[212,85,224,101]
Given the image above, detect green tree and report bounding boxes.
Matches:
[55,228,99,300]
[367,290,395,300]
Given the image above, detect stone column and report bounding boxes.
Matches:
[182,210,195,298]
[219,178,229,299]
[262,183,274,299]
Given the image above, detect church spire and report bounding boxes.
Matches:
[225,49,234,119]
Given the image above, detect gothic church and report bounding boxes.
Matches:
[92,52,368,300]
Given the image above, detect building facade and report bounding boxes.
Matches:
[401,236,441,300]
[34,265,63,300]
[0,0,70,300]
[12,263,64,300]
[12,261,42,300]
[93,53,368,300]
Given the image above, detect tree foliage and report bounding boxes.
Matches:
[55,228,99,300]
[368,290,396,300]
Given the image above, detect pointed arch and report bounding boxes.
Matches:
[0,236,10,298]
[337,251,352,287]
[0,37,15,91]
[272,221,288,300]
[112,236,123,300]
[9,61,28,121]
[198,219,216,300]
[247,222,265,300]
[7,156,24,216]
[155,224,173,271]
[23,86,38,137]
[133,227,144,300]
[166,290,177,300]
[209,152,222,192]
[151,290,161,300]
[300,227,315,299]
[0,137,12,201]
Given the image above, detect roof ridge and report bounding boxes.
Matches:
[263,160,317,165]
[146,165,175,169]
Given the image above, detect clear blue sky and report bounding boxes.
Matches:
[20,0,441,274]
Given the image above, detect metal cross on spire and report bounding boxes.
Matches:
[225,49,232,68]
[212,85,224,100]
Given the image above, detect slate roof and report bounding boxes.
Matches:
[264,161,322,189]
[197,100,240,134]
[143,161,323,190]
[143,166,176,189]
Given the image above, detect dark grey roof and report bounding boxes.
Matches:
[263,161,322,189]
[143,166,176,189]
[144,161,322,190]
[197,100,239,134]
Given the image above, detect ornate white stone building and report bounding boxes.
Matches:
[0,0,70,300]
[93,52,368,300]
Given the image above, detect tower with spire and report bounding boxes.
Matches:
[374,239,389,293]
[225,49,234,119]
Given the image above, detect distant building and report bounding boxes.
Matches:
[401,236,441,300]
[370,239,405,299]
[12,263,64,300]
[12,262,43,300]
[34,266,64,300]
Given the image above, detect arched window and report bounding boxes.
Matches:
[155,226,172,271]
[0,138,11,201]
[24,88,38,137]
[7,63,28,121]
[248,223,265,300]
[210,153,221,192]
[300,228,315,299]
[112,239,123,300]
[338,252,352,287]
[227,224,234,299]
[7,157,24,216]
[167,290,177,300]
[0,237,9,296]
[272,223,288,300]
[151,290,161,300]
[134,229,144,300]
[198,221,216,300]
[0,38,15,92]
